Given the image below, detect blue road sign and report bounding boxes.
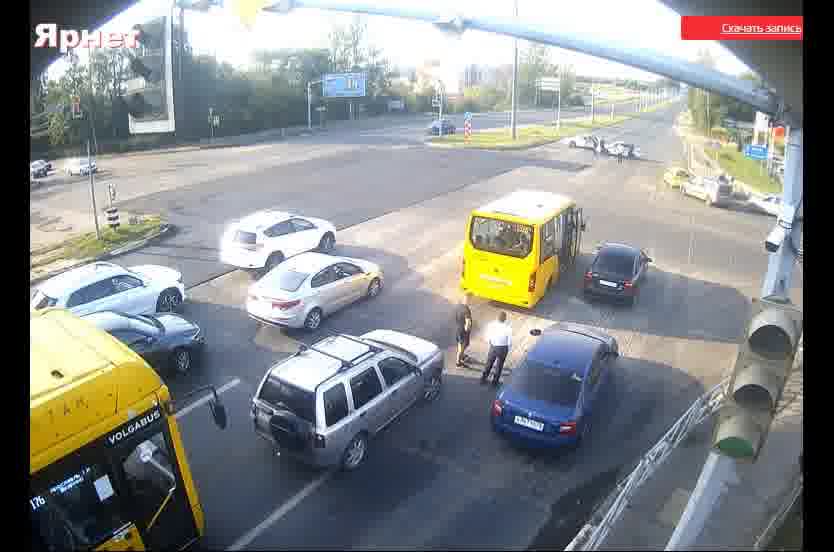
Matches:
[323,73,367,98]
[744,144,768,161]
[464,112,473,121]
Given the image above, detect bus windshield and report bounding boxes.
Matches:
[470,216,534,259]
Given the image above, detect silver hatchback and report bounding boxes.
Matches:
[247,251,384,331]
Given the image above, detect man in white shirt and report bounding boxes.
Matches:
[481,311,512,386]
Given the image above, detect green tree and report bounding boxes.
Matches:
[518,42,551,105]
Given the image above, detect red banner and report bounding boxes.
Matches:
[681,16,803,41]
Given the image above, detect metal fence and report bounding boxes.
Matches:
[565,377,729,551]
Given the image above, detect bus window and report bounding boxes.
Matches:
[540,218,557,264]
[30,463,128,551]
[120,432,177,531]
[470,216,533,259]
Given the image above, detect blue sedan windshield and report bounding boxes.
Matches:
[510,359,582,407]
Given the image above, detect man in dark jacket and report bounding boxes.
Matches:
[455,293,473,367]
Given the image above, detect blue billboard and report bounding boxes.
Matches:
[744,144,768,161]
[323,73,367,98]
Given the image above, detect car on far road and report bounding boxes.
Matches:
[251,330,444,470]
[663,166,691,189]
[606,141,641,158]
[82,310,205,375]
[427,118,456,136]
[30,261,186,316]
[220,210,337,273]
[583,242,651,306]
[749,194,782,217]
[491,323,618,450]
[247,251,383,331]
[565,134,599,150]
[65,157,97,176]
[30,160,50,178]
[681,175,732,207]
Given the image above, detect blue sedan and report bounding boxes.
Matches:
[491,323,618,449]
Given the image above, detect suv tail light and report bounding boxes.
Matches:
[528,271,537,292]
[491,399,503,417]
[559,421,577,435]
[623,280,634,289]
[312,433,326,448]
[272,300,301,310]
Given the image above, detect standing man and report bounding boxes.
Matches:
[455,293,473,367]
[617,148,623,164]
[481,312,512,386]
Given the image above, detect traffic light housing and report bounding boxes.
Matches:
[712,295,802,461]
[124,14,175,134]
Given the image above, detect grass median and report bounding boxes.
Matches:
[430,104,672,150]
[31,215,164,271]
[705,146,782,195]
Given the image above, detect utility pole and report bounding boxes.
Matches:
[307,78,322,130]
[591,81,595,123]
[87,140,101,240]
[510,0,518,140]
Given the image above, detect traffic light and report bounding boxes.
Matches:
[124,13,175,134]
[71,96,82,119]
[712,295,802,461]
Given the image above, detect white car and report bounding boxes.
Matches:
[66,158,97,176]
[31,261,186,316]
[749,194,782,217]
[247,252,383,330]
[606,141,642,158]
[565,135,599,150]
[220,210,337,272]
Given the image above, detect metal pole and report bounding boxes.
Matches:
[439,82,443,122]
[510,0,518,140]
[611,99,614,120]
[591,82,595,123]
[87,140,101,240]
[557,85,561,130]
[666,127,802,551]
[307,81,312,130]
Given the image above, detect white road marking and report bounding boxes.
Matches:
[227,471,334,550]
[175,378,241,419]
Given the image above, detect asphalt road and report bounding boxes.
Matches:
[31,102,803,550]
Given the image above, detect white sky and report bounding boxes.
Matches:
[47,0,751,87]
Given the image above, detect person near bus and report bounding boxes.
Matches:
[481,312,512,386]
[455,293,473,367]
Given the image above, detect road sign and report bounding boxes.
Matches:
[322,73,367,98]
[464,112,472,121]
[744,144,768,161]
[431,99,441,108]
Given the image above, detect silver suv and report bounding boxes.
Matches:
[251,330,444,471]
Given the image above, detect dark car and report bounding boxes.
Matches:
[583,243,651,305]
[82,310,205,375]
[491,323,618,450]
[427,119,456,136]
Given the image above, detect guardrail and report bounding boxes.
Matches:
[565,377,729,551]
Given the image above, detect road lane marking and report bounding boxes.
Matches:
[175,378,241,419]
[227,470,334,551]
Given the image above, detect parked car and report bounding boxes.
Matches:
[663,166,691,189]
[749,194,782,217]
[220,210,337,272]
[66,158,97,176]
[681,175,732,207]
[82,310,205,375]
[427,119,456,136]
[565,135,599,150]
[247,252,383,331]
[491,323,618,450]
[583,243,651,306]
[30,160,49,178]
[251,330,444,470]
[30,261,186,316]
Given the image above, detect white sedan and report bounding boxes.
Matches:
[31,261,186,316]
[749,194,782,217]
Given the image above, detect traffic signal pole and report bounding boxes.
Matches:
[666,127,802,551]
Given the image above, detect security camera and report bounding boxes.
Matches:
[765,225,788,253]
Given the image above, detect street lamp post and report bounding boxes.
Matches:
[510,0,518,140]
[307,79,322,130]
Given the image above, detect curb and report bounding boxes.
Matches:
[30,224,176,287]
[425,138,559,151]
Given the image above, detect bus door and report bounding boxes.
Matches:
[105,407,200,550]
[559,207,585,270]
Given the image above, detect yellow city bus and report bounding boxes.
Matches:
[30,308,226,551]
[461,190,585,308]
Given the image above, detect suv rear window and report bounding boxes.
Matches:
[594,249,636,277]
[258,375,315,423]
[470,216,533,259]
[235,231,257,244]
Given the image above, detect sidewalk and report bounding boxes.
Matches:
[599,347,803,550]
